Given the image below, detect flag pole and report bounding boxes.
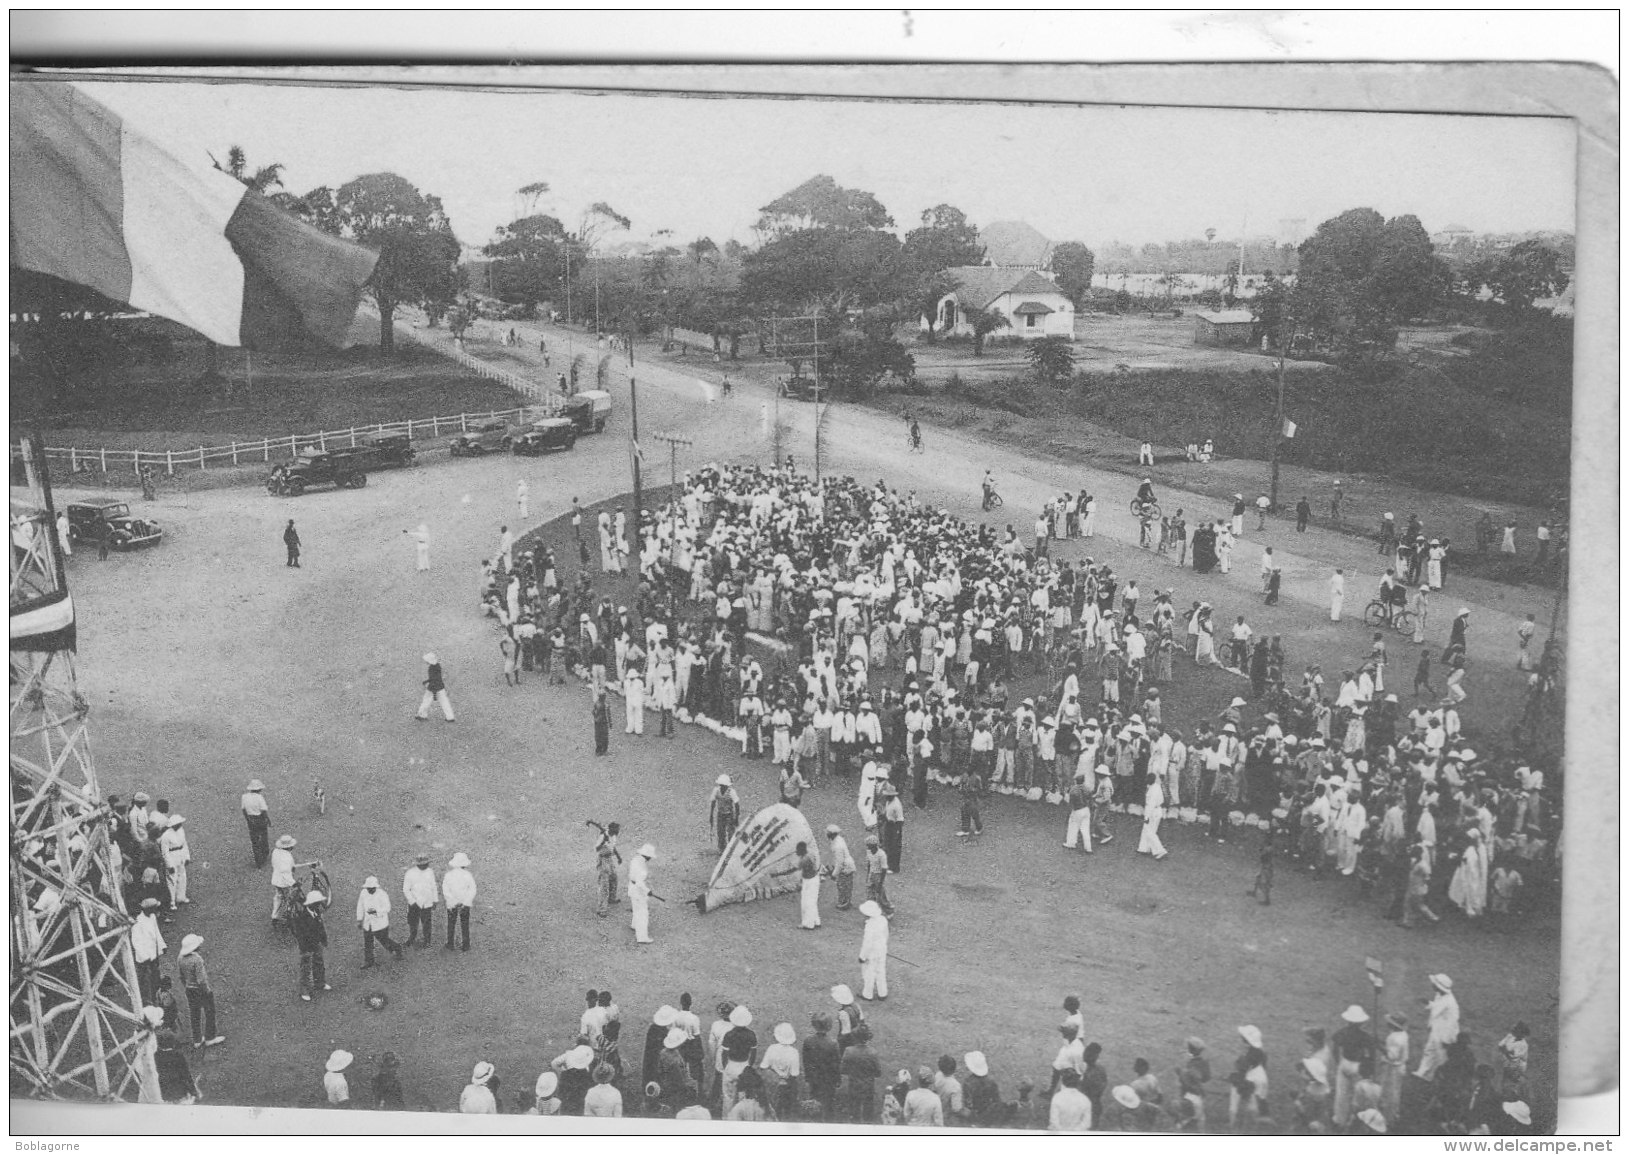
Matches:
[1269,316,1292,511]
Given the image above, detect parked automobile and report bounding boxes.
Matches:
[266,453,367,497]
[777,375,826,402]
[562,390,612,434]
[352,431,416,468]
[448,419,517,457]
[511,417,578,455]
[66,500,163,549]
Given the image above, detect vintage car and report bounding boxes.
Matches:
[777,375,826,402]
[66,500,164,549]
[511,417,578,455]
[447,419,517,457]
[352,431,416,468]
[266,452,367,497]
[561,390,612,434]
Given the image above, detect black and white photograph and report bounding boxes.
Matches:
[8,12,1617,1144]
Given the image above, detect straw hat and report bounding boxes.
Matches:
[1385,1012,1408,1030]
[638,843,655,859]
[653,1005,677,1028]
[246,779,265,792]
[664,1027,686,1049]
[1341,1005,1370,1024]
[535,1071,558,1099]
[831,984,855,1005]
[1429,973,1454,992]
[1237,1025,1263,1048]
[304,890,326,905]
[964,1051,989,1078]
[179,934,203,956]
[729,1005,753,1028]
[716,774,732,787]
[1503,1101,1532,1126]
[423,653,437,665]
[471,1062,495,1086]
[276,834,297,850]
[773,1022,796,1046]
[1112,1085,1141,1110]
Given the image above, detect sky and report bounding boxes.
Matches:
[77,78,1577,253]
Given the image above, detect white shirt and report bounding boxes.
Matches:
[240,792,269,819]
[356,887,392,931]
[402,866,438,907]
[860,912,889,961]
[130,912,165,962]
[442,867,477,907]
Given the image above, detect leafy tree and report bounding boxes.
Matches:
[1250,271,1290,349]
[515,180,551,216]
[820,329,915,397]
[1292,207,1448,362]
[754,175,893,236]
[9,269,128,412]
[484,213,572,305]
[1049,241,1096,306]
[308,173,461,352]
[687,236,719,263]
[1027,334,1075,385]
[901,203,984,273]
[1484,239,1567,312]
[967,306,1009,356]
[445,302,475,342]
[740,227,904,315]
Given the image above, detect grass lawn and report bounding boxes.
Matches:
[18,313,521,452]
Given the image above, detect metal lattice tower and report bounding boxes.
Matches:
[9,436,156,1101]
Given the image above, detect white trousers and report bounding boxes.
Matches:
[168,863,188,903]
[800,876,821,927]
[517,496,529,520]
[630,888,652,942]
[1065,807,1092,850]
[862,957,888,999]
[625,691,644,733]
[1331,592,1344,622]
[418,689,455,720]
[415,544,430,571]
[1138,812,1166,857]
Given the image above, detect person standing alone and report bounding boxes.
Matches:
[858,901,889,1001]
[416,653,455,722]
[240,779,271,868]
[283,519,301,567]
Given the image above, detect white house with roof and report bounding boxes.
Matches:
[928,266,1075,341]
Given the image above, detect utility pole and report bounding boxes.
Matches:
[652,432,694,564]
[812,312,823,484]
[564,245,572,327]
[1269,316,1293,512]
[629,376,642,536]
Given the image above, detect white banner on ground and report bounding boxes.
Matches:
[697,803,815,913]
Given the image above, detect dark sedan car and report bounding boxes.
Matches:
[511,417,578,455]
[66,501,163,549]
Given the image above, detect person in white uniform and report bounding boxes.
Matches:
[858,900,890,1000]
[628,844,656,944]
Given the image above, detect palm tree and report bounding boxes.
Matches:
[210,145,285,195]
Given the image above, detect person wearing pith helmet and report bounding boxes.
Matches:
[240,779,271,867]
[177,933,224,1048]
[442,852,477,951]
[628,844,656,944]
[355,875,404,968]
[831,984,864,1054]
[270,834,297,925]
[292,889,331,1001]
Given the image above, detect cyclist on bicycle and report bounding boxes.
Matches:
[982,470,997,511]
[1136,477,1157,509]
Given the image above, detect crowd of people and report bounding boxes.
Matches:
[19,450,1558,1127]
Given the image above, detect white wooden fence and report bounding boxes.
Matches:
[12,329,566,478]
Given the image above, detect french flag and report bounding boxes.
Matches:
[10,81,378,348]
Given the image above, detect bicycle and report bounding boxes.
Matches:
[275,859,332,925]
[1130,497,1162,521]
[982,488,1004,511]
[1362,600,1416,635]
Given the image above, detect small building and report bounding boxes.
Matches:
[1193,309,1257,347]
[929,267,1075,341]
